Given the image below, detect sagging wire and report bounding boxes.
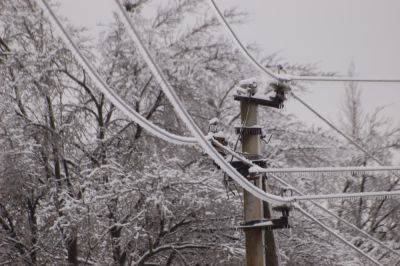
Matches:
[112,0,294,205]
[35,0,197,146]
[37,2,400,263]
[208,0,400,84]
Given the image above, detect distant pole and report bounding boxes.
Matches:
[240,100,279,266]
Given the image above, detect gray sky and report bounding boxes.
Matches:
[57,0,400,129]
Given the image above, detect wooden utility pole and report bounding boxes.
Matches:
[240,100,280,266]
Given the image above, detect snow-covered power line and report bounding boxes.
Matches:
[38,1,400,262]
[208,0,400,84]
[112,0,294,205]
[208,0,400,173]
[295,205,383,266]
[257,166,400,175]
[39,0,400,209]
[275,177,400,258]
[211,139,400,258]
[114,1,395,259]
[287,75,400,83]
[207,0,280,81]
[211,139,400,201]
[295,191,400,201]
[40,0,304,206]
[36,0,197,146]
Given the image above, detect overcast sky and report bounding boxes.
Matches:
[57,0,400,130]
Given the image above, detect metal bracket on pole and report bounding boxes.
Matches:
[234,95,283,109]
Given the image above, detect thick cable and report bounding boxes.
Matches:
[208,0,400,84]
[113,0,293,205]
[295,204,383,266]
[287,75,400,83]
[295,191,400,201]
[209,0,400,178]
[36,0,197,146]
[40,0,399,226]
[42,0,400,264]
[208,0,280,81]
[212,139,400,201]
[259,166,400,174]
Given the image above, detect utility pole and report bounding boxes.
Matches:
[234,85,280,265]
[231,79,287,265]
[240,100,280,266]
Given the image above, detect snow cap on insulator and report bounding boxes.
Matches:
[239,77,258,89]
[209,117,219,125]
[238,77,258,96]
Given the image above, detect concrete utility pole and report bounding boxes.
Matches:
[240,100,280,266]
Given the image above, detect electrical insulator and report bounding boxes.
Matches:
[237,77,258,96]
[209,117,227,157]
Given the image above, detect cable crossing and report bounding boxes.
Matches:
[37,0,400,264]
[38,0,400,205]
[114,0,400,205]
[112,0,295,205]
[208,0,400,195]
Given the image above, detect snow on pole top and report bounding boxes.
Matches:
[238,77,258,96]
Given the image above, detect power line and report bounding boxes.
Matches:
[208,0,400,191]
[36,1,400,263]
[39,0,301,206]
[290,90,400,201]
[287,75,400,83]
[208,0,400,84]
[205,1,400,258]
[36,0,197,146]
[257,166,400,175]
[112,0,293,205]
[295,205,383,266]
[39,0,400,206]
[212,139,400,201]
[118,0,397,205]
[118,0,399,204]
[211,139,400,258]
[282,180,400,258]
[290,91,384,165]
